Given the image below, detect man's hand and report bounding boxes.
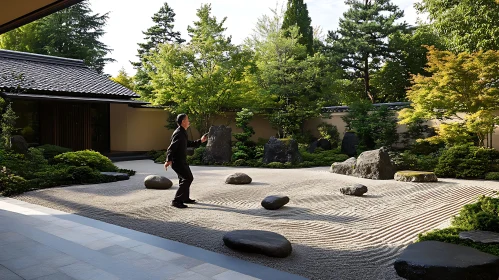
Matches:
[201,134,208,143]
[164,161,172,170]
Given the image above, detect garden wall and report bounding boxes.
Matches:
[112,106,499,152]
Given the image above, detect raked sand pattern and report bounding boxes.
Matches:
[15,160,499,280]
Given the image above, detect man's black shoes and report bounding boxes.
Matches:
[171,201,188,209]
[184,199,196,204]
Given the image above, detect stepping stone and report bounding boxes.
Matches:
[340,184,367,196]
[144,175,173,189]
[459,231,499,244]
[225,173,252,185]
[394,241,499,280]
[261,195,290,210]
[395,171,438,182]
[223,230,292,258]
[100,172,129,181]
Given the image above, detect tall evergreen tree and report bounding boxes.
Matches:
[0,0,113,73]
[282,0,314,55]
[132,2,184,101]
[327,0,407,103]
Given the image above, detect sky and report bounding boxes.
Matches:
[88,0,421,76]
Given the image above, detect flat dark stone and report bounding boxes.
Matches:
[459,231,499,244]
[340,184,367,196]
[144,175,173,189]
[223,230,292,258]
[261,195,290,210]
[394,241,499,280]
[100,172,129,181]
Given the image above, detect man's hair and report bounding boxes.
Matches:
[176,114,187,126]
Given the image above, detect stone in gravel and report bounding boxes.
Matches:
[203,125,232,164]
[459,231,499,244]
[353,147,396,180]
[340,184,368,196]
[101,172,130,181]
[317,139,332,150]
[394,241,499,280]
[341,132,359,157]
[330,157,356,175]
[263,137,302,164]
[395,171,438,182]
[261,196,290,210]
[144,175,173,189]
[225,173,252,185]
[223,230,292,258]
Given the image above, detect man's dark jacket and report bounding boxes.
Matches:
[166,126,201,162]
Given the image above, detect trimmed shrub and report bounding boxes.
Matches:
[187,146,206,165]
[38,144,72,160]
[53,150,118,172]
[485,172,499,181]
[435,144,499,179]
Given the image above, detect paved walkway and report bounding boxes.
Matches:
[0,197,306,280]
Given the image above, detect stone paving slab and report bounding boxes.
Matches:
[0,197,307,280]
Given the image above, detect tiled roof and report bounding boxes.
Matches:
[0,49,139,98]
[323,102,411,112]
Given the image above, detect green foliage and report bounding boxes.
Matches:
[415,0,499,52]
[282,0,314,55]
[0,1,113,73]
[149,4,251,133]
[132,2,184,101]
[1,103,18,149]
[267,162,285,168]
[300,148,350,166]
[342,101,399,150]
[317,123,340,148]
[327,0,408,102]
[110,68,134,90]
[399,47,499,148]
[451,195,499,232]
[187,146,206,165]
[435,144,499,179]
[0,166,29,196]
[53,150,118,172]
[37,144,72,160]
[485,172,499,181]
[391,151,441,172]
[417,227,499,257]
[233,109,255,143]
[118,169,136,176]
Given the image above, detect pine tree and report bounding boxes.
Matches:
[282,0,314,55]
[327,0,407,103]
[132,2,184,101]
[0,0,112,73]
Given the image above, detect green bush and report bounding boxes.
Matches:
[267,162,284,168]
[485,172,499,180]
[118,169,136,176]
[391,151,440,172]
[0,167,29,196]
[155,153,166,163]
[435,144,499,179]
[53,150,118,172]
[300,148,349,167]
[417,227,499,256]
[0,148,48,179]
[451,195,499,232]
[38,144,72,160]
[317,123,340,148]
[187,146,206,165]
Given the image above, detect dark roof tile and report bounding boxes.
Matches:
[0,49,139,98]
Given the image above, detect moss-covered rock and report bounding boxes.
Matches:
[395,170,438,182]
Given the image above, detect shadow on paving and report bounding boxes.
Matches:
[12,192,405,280]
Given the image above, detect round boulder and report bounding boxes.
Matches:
[223,230,292,258]
[394,241,499,280]
[144,175,173,190]
[340,184,368,196]
[395,171,438,182]
[225,173,252,185]
[261,195,290,210]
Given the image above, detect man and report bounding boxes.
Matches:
[164,114,207,208]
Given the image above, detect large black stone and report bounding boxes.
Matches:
[394,241,499,280]
[203,126,232,164]
[341,132,359,157]
[261,195,290,210]
[353,147,396,180]
[317,138,332,150]
[340,184,368,196]
[10,135,29,154]
[307,141,319,153]
[144,175,173,189]
[223,230,292,258]
[225,173,252,185]
[263,137,302,164]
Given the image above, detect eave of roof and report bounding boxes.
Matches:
[2,92,149,105]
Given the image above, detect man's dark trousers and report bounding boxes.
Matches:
[171,161,193,202]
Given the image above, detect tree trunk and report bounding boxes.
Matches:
[364,56,374,103]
